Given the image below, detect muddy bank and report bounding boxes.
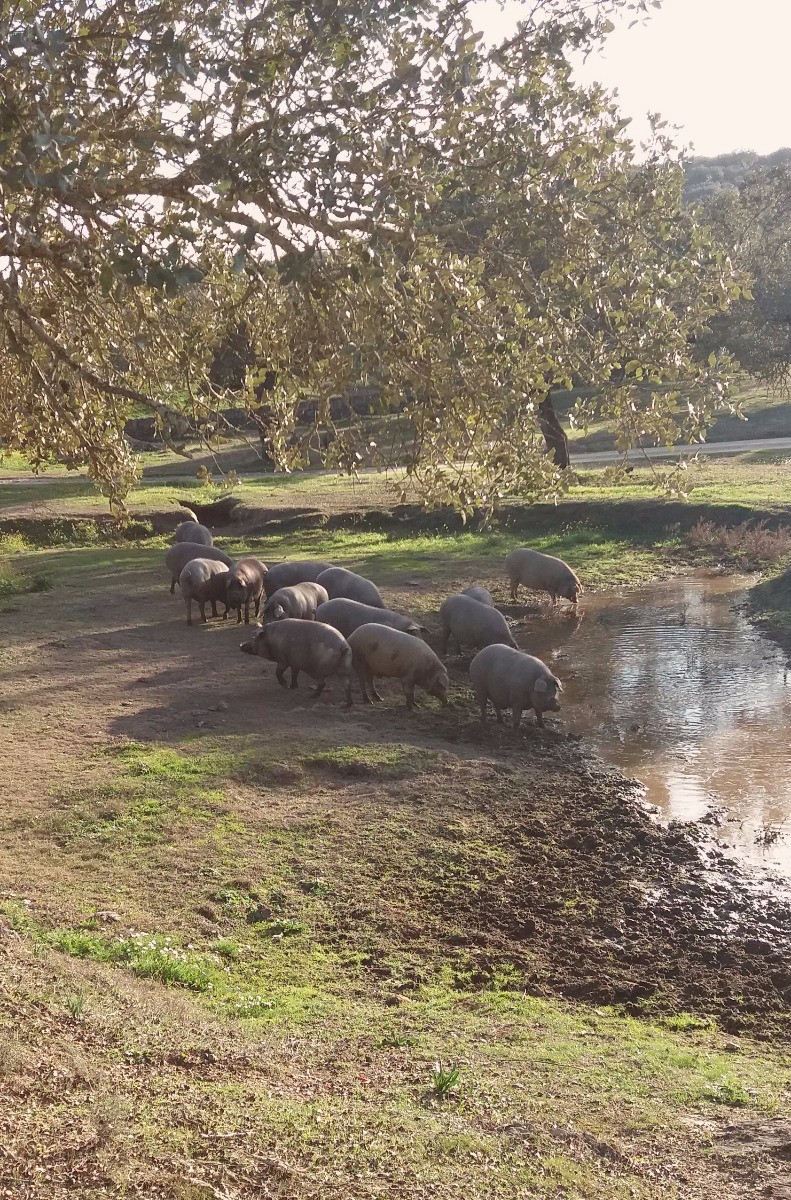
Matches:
[289,737,791,1041]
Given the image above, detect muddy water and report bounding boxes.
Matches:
[514,572,791,878]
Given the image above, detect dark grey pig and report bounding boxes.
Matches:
[316,566,384,608]
[240,619,351,698]
[173,519,213,547]
[179,559,231,625]
[316,598,424,639]
[165,542,234,594]
[461,586,494,607]
[263,561,335,598]
[225,557,268,625]
[263,581,329,622]
[469,644,562,728]
[439,593,517,655]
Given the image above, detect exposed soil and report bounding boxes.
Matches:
[4,539,791,1197]
[2,549,791,1042]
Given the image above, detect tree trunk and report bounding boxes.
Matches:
[538,392,570,469]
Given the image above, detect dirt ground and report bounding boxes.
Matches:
[3,545,791,1197]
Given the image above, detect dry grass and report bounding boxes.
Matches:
[686,518,791,568]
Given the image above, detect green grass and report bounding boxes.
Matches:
[0,562,49,599]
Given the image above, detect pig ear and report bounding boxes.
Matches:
[534,678,548,694]
[554,676,564,693]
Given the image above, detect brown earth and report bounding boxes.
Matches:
[2,548,791,1196]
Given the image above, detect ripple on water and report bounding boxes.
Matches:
[514,572,791,880]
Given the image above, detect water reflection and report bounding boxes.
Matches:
[514,573,791,878]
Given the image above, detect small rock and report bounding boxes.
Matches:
[213,700,229,712]
[93,910,122,924]
[195,904,218,923]
[724,1041,741,1053]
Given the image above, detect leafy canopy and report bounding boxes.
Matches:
[0,0,739,513]
[695,162,791,390]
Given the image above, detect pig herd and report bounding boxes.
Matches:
[164,519,583,730]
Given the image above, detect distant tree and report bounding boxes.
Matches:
[695,164,791,388]
[0,0,740,515]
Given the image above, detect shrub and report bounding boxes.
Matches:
[0,564,50,598]
[687,519,791,568]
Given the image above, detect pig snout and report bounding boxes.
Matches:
[240,639,257,655]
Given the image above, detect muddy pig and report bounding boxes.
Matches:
[263,581,329,622]
[226,557,268,625]
[263,561,334,598]
[316,566,384,608]
[346,624,449,710]
[439,593,517,655]
[240,619,351,698]
[165,542,234,594]
[505,547,582,608]
[179,558,231,625]
[469,644,562,728]
[316,598,424,639]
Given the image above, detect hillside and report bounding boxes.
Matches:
[683,147,791,202]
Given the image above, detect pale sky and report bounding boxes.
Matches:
[477,0,791,156]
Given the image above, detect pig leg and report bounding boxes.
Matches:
[403,681,416,710]
[535,710,545,728]
[344,676,354,707]
[244,597,251,625]
[254,595,261,617]
[290,668,299,689]
[439,627,450,656]
[357,668,372,704]
[199,600,208,623]
[236,604,242,625]
[511,707,522,729]
[369,673,384,702]
[211,598,219,618]
[275,665,289,688]
[509,579,519,602]
[171,575,178,595]
[477,696,488,723]
[185,595,193,626]
[311,677,326,699]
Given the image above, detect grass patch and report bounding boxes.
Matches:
[0,561,50,598]
[61,742,246,849]
[35,925,221,992]
[304,743,443,779]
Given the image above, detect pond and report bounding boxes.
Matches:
[514,572,791,879]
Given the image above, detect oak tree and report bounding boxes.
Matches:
[0,0,739,513]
